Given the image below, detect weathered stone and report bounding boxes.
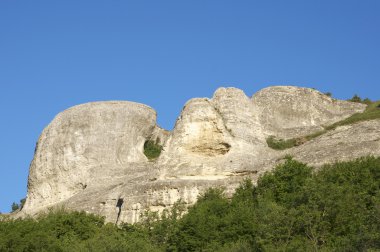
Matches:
[18,86,378,223]
[23,101,168,215]
[252,86,366,139]
[289,120,380,167]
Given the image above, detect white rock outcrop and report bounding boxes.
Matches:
[23,101,168,215]
[19,86,378,223]
[252,86,366,138]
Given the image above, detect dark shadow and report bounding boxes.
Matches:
[115,198,124,224]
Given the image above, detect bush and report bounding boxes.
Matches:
[349,95,373,105]
[363,98,372,104]
[11,203,19,212]
[143,140,162,160]
[10,198,26,212]
[266,136,297,150]
[349,94,362,103]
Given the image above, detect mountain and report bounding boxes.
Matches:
[17,86,380,224]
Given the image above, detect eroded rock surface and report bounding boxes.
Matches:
[252,86,366,139]
[19,86,379,223]
[289,120,380,167]
[23,101,168,215]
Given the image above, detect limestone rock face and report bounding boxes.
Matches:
[252,86,366,139]
[157,88,269,181]
[23,101,168,214]
[289,120,380,167]
[19,86,379,223]
[212,87,265,145]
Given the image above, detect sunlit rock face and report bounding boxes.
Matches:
[23,102,168,217]
[252,86,366,139]
[20,86,378,224]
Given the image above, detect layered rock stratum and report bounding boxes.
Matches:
[19,86,379,224]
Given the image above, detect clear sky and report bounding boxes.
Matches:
[0,1,379,213]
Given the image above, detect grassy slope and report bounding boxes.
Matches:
[267,101,380,150]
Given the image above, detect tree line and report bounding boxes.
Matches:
[1,156,379,251]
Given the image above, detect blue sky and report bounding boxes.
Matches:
[0,0,379,213]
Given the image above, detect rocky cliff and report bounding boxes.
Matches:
[19,86,379,224]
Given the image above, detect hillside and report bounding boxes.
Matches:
[15,86,380,224]
[2,157,380,251]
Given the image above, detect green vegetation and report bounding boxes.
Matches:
[1,157,380,251]
[266,136,297,150]
[11,198,25,213]
[363,98,372,105]
[347,94,373,105]
[0,210,159,252]
[143,140,162,160]
[348,94,363,103]
[324,91,332,97]
[325,100,380,130]
[267,100,380,150]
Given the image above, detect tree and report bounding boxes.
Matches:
[10,198,26,213]
[349,94,362,103]
[19,198,26,210]
[363,98,372,104]
[11,202,19,212]
[1,157,380,251]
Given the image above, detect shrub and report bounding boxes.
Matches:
[363,98,372,104]
[10,198,26,212]
[11,203,19,212]
[143,140,162,160]
[266,136,297,150]
[349,94,362,103]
